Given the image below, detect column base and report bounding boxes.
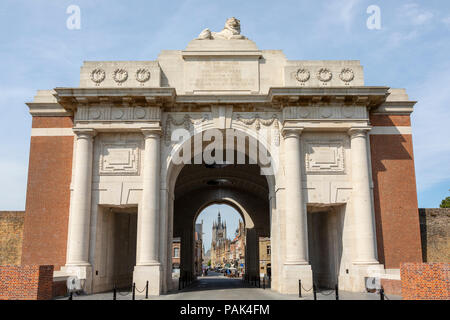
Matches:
[281,263,313,294]
[339,263,385,292]
[61,264,93,294]
[133,265,162,296]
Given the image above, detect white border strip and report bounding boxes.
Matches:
[31,128,74,137]
[31,127,412,136]
[370,126,412,135]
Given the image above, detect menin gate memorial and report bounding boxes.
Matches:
[21,18,422,295]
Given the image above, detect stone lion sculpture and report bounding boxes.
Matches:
[197,17,247,40]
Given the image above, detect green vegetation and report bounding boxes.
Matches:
[440,196,450,208]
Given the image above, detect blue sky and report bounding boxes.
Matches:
[0,0,449,212]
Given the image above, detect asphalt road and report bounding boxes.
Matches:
[59,272,401,300]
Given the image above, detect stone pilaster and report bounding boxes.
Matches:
[348,127,378,264]
[280,126,312,294]
[346,127,384,292]
[133,127,162,295]
[63,128,96,292]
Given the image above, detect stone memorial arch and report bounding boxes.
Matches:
[21,18,423,296]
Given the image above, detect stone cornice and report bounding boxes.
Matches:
[371,101,417,115]
[54,87,177,111]
[53,86,390,106]
[268,86,390,108]
[26,102,73,117]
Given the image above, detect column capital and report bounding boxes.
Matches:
[141,127,162,139]
[73,128,96,139]
[348,127,371,138]
[281,126,304,139]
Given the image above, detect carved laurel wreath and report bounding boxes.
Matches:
[339,68,354,83]
[113,68,128,84]
[235,114,279,131]
[235,114,280,146]
[136,68,151,83]
[317,68,332,82]
[90,68,106,85]
[295,68,310,83]
[164,114,210,145]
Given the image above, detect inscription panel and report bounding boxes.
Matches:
[100,143,140,176]
[184,58,259,93]
[305,141,345,173]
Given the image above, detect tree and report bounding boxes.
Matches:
[440,197,450,208]
[207,260,211,266]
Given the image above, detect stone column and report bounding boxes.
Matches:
[348,128,379,264]
[63,128,95,288]
[133,127,162,295]
[280,127,312,294]
[282,128,308,263]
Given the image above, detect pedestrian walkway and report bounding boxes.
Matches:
[58,272,401,300]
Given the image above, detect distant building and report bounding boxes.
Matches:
[259,237,271,279]
[194,221,203,275]
[230,221,246,273]
[210,211,247,273]
[210,211,230,268]
[172,237,181,275]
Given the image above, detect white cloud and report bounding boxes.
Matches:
[401,3,434,25]
[442,16,450,26]
[319,0,361,32]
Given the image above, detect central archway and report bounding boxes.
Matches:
[162,128,277,292]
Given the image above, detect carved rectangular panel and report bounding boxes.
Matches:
[76,106,161,122]
[99,143,140,175]
[184,59,260,93]
[305,141,344,173]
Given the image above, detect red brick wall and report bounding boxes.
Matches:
[381,279,402,296]
[0,265,54,300]
[369,114,411,127]
[401,263,450,300]
[52,280,68,298]
[370,115,422,269]
[21,116,74,270]
[32,116,74,128]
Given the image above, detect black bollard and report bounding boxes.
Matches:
[132,283,136,300]
[145,281,149,299]
[113,287,117,300]
[335,284,339,300]
[263,278,265,290]
[313,284,317,301]
[299,280,302,298]
[380,288,385,301]
[69,292,73,300]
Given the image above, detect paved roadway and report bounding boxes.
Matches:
[60,271,401,300]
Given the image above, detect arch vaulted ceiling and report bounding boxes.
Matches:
[173,163,270,238]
